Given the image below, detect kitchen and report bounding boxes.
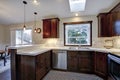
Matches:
[0,0,120,80]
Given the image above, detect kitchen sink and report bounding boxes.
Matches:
[68,47,90,50]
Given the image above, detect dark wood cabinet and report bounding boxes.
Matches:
[98,13,113,37]
[98,13,107,37]
[78,51,94,73]
[36,51,51,80]
[94,52,108,79]
[16,51,51,80]
[43,18,59,38]
[43,20,51,38]
[67,51,78,72]
[98,2,120,37]
[112,12,120,36]
[45,51,51,72]
[67,51,94,73]
[11,49,109,80]
[36,53,46,80]
[110,2,120,13]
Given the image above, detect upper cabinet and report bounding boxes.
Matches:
[98,2,120,37]
[98,13,113,37]
[43,18,60,38]
[112,12,120,36]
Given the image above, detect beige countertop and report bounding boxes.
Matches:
[9,45,120,57]
[17,48,51,56]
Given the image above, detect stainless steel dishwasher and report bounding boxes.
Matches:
[52,50,67,70]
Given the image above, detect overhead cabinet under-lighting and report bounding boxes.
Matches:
[69,0,86,12]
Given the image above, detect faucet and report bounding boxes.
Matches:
[78,44,81,49]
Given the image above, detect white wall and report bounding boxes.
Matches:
[0,25,8,49]
[40,15,98,47]
[7,15,98,47]
[60,16,98,45]
[7,21,43,45]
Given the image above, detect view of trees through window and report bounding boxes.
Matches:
[64,21,92,46]
[16,29,32,45]
[68,27,88,44]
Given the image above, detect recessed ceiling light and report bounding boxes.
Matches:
[75,13,79,16]
[34,0,37,3]
[33,0,39,5]
[69,0,86,12]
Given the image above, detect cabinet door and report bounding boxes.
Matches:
[36,54,46,80]
[17,56,36,80]
[98,13,109,37]
[67,51,78,72]
[112,12,120,36]
[43,19,51,38]
[51,19,59,38]
[106,13,114,36]
[78,51,93,73]
[94,52,108,79]
[45,51,51,72]
[43,18,59,38]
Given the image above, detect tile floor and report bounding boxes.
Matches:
[43,70,103,80]
[0,58,10,73]
[0,69,114,80]
[0,69,11,80]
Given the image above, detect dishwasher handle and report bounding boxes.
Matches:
[52,50,67,54]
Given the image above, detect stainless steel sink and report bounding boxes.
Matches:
[68,47,90,50]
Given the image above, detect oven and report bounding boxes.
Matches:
[108,54,120,80]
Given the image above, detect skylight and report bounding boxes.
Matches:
[69,0,86,12]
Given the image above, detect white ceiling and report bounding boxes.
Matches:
[0,0,119,25]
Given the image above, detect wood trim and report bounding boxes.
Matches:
[64,21,92,25]
[64,21,92,46]
[97,13,108,18]
[109,2,120,13]
[10,49,17,80]
[42,18,60,21]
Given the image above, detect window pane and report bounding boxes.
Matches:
[64,21,92,46]
[23,29,32,44]
[16,30,22,45]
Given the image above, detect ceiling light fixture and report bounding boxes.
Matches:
[75,13,79,16]
[23,1,27,31]
[34,12,37,33]
[33,0,39,5]
[69,0,86,12]
[34,12,41,33]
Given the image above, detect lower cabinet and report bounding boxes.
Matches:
[36,51,51,80]
[67,51,94,73]
[67,51,78,72]
[14,49,108,80]
[94,52,108,79]
[17,51,51,80]
[67,51,108,80]
[78,51,94,73]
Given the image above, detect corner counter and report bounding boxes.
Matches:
[9,45,120,80]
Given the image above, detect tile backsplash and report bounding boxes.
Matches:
[37,36,120,49]
[93,36,120,49]
[92,38,111,48]
[113,36,120,49]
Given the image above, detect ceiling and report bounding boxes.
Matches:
[0,0,119,25]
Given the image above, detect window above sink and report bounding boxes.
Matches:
[64,21,92,46]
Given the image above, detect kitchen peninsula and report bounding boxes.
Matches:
[9,45,120,80]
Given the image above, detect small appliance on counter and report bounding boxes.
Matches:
[104,39,113,49]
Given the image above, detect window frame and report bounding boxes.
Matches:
[15,28,32,45]
[64,21,92,46]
